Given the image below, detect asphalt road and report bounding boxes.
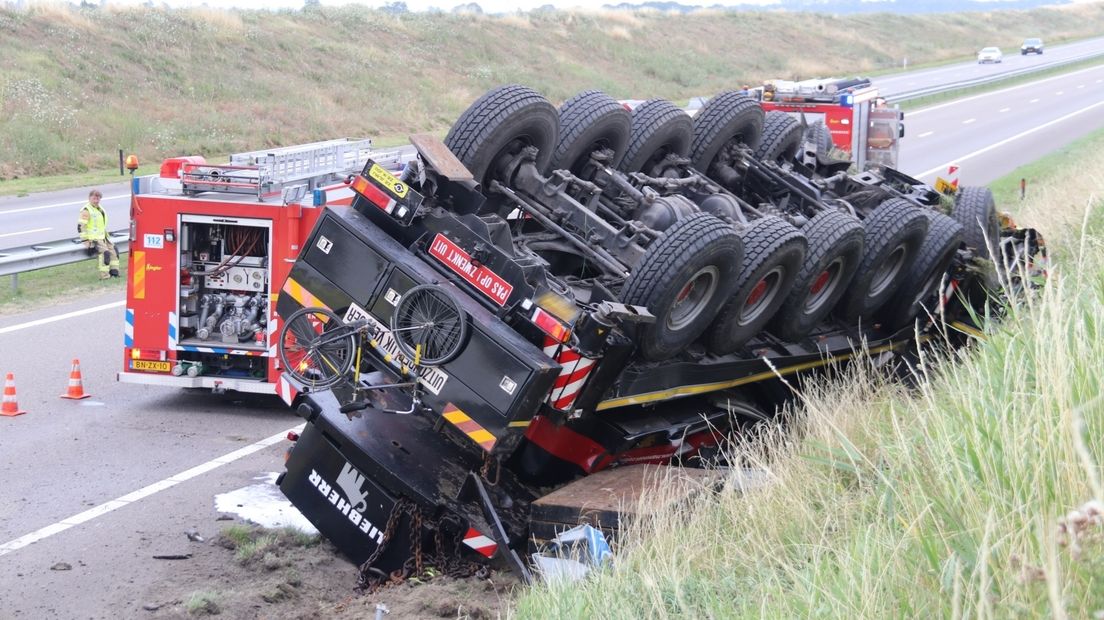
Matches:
[1,62,1103,617]
[898,63,1104,185]
[874,35,1104,98]
[0,292,306,616]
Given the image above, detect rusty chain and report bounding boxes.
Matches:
[480,454,501,486]
[356,497,411,592]
[357,496,487,592]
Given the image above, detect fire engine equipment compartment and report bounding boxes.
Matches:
[174,215,272,378]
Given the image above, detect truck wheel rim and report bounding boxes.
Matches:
[804,257,844,313]
[739,266,783,325]
[668,266,719,331]
[869,244,907,298]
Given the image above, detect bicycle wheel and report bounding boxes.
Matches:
[278,306,355,389]
[391,285,469,366]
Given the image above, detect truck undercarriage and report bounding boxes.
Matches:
[268,85,1044,585]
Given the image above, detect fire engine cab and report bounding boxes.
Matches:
[753,77,904,170]
[117,139,409,395]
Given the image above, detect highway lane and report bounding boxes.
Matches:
[0,292,313,616]
[874,35,1104,98]
[896,63,1104,185]
[0,181,131,250]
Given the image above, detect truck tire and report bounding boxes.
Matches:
[835,198,929,322]
[278,307,355,389]
[707,216,806,355]
[444,85,559,191]
[805,121,834,158]
[621,212,744,361]
[753,111,803,164]
[550,90,631,176]
[769,210,864,341]
[618,99,693,175]
[952,186,1000,260]
[689,91,765,174]
[877,211,964,332]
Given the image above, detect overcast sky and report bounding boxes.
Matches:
[82,0,1103,12]
[92,0,830,11]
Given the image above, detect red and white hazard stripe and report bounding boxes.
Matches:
[542,337,595,412]
[941,279,960,309]
[276,374,299,407]
[461,527,498,558]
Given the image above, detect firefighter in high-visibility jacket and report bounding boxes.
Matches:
[78,189,119,279]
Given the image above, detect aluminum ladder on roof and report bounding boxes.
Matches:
[183,138,401,202]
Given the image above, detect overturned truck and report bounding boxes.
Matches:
[273,85,1044,584]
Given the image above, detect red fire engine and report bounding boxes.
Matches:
[117,139,407,395]
[753,77,905,170]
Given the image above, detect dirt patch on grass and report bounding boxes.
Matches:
[139,524,520,619]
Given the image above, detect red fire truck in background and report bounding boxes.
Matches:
[753,77,905,170]
[116,139,408,396]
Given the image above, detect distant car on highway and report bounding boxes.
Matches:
[1021,38,1044,55]
[977,47,1004,64]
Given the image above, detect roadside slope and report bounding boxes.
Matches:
[2,3,1104,178]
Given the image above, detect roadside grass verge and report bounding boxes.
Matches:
[514,141,1104,616]
[899,56,1104,111]
[0,254,128,316]
[217,524,321,566]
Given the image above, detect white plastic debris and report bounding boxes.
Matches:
[531,524,612,583]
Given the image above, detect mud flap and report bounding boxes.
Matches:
[279,389,531,573]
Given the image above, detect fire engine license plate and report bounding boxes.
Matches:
[342,303,448,396]
[131,360,171,373]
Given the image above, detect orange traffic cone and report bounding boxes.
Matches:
[60,359,91,400]
[2,372,27,416]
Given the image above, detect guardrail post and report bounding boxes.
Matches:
[10,273,17,295]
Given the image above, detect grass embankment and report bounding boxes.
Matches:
[515,135,1104,615]
[3,2,1104,181]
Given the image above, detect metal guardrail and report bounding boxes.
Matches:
[0,229,130,278]
[885,49,1104,103]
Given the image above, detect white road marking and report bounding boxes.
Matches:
[908,64,1104,117]
[1077,84,1085,89]
[999,107,1011,113]
[1030,98,1040,103]
[1056,91,1064,96]
[916,99,1104,179]
[0,193,127,216]
[0,424,304,557]
[0,300,124,335]
[963,118,976,125]
[918,131,934,138]
[0,227,50,239]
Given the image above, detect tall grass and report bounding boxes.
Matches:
[515,143,1104,617]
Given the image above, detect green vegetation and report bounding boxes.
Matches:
[184,591,221,616]
[0,253,129,316]
[217,524,321,565]
[2,3,1103,179]
[516,129,1104,617]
